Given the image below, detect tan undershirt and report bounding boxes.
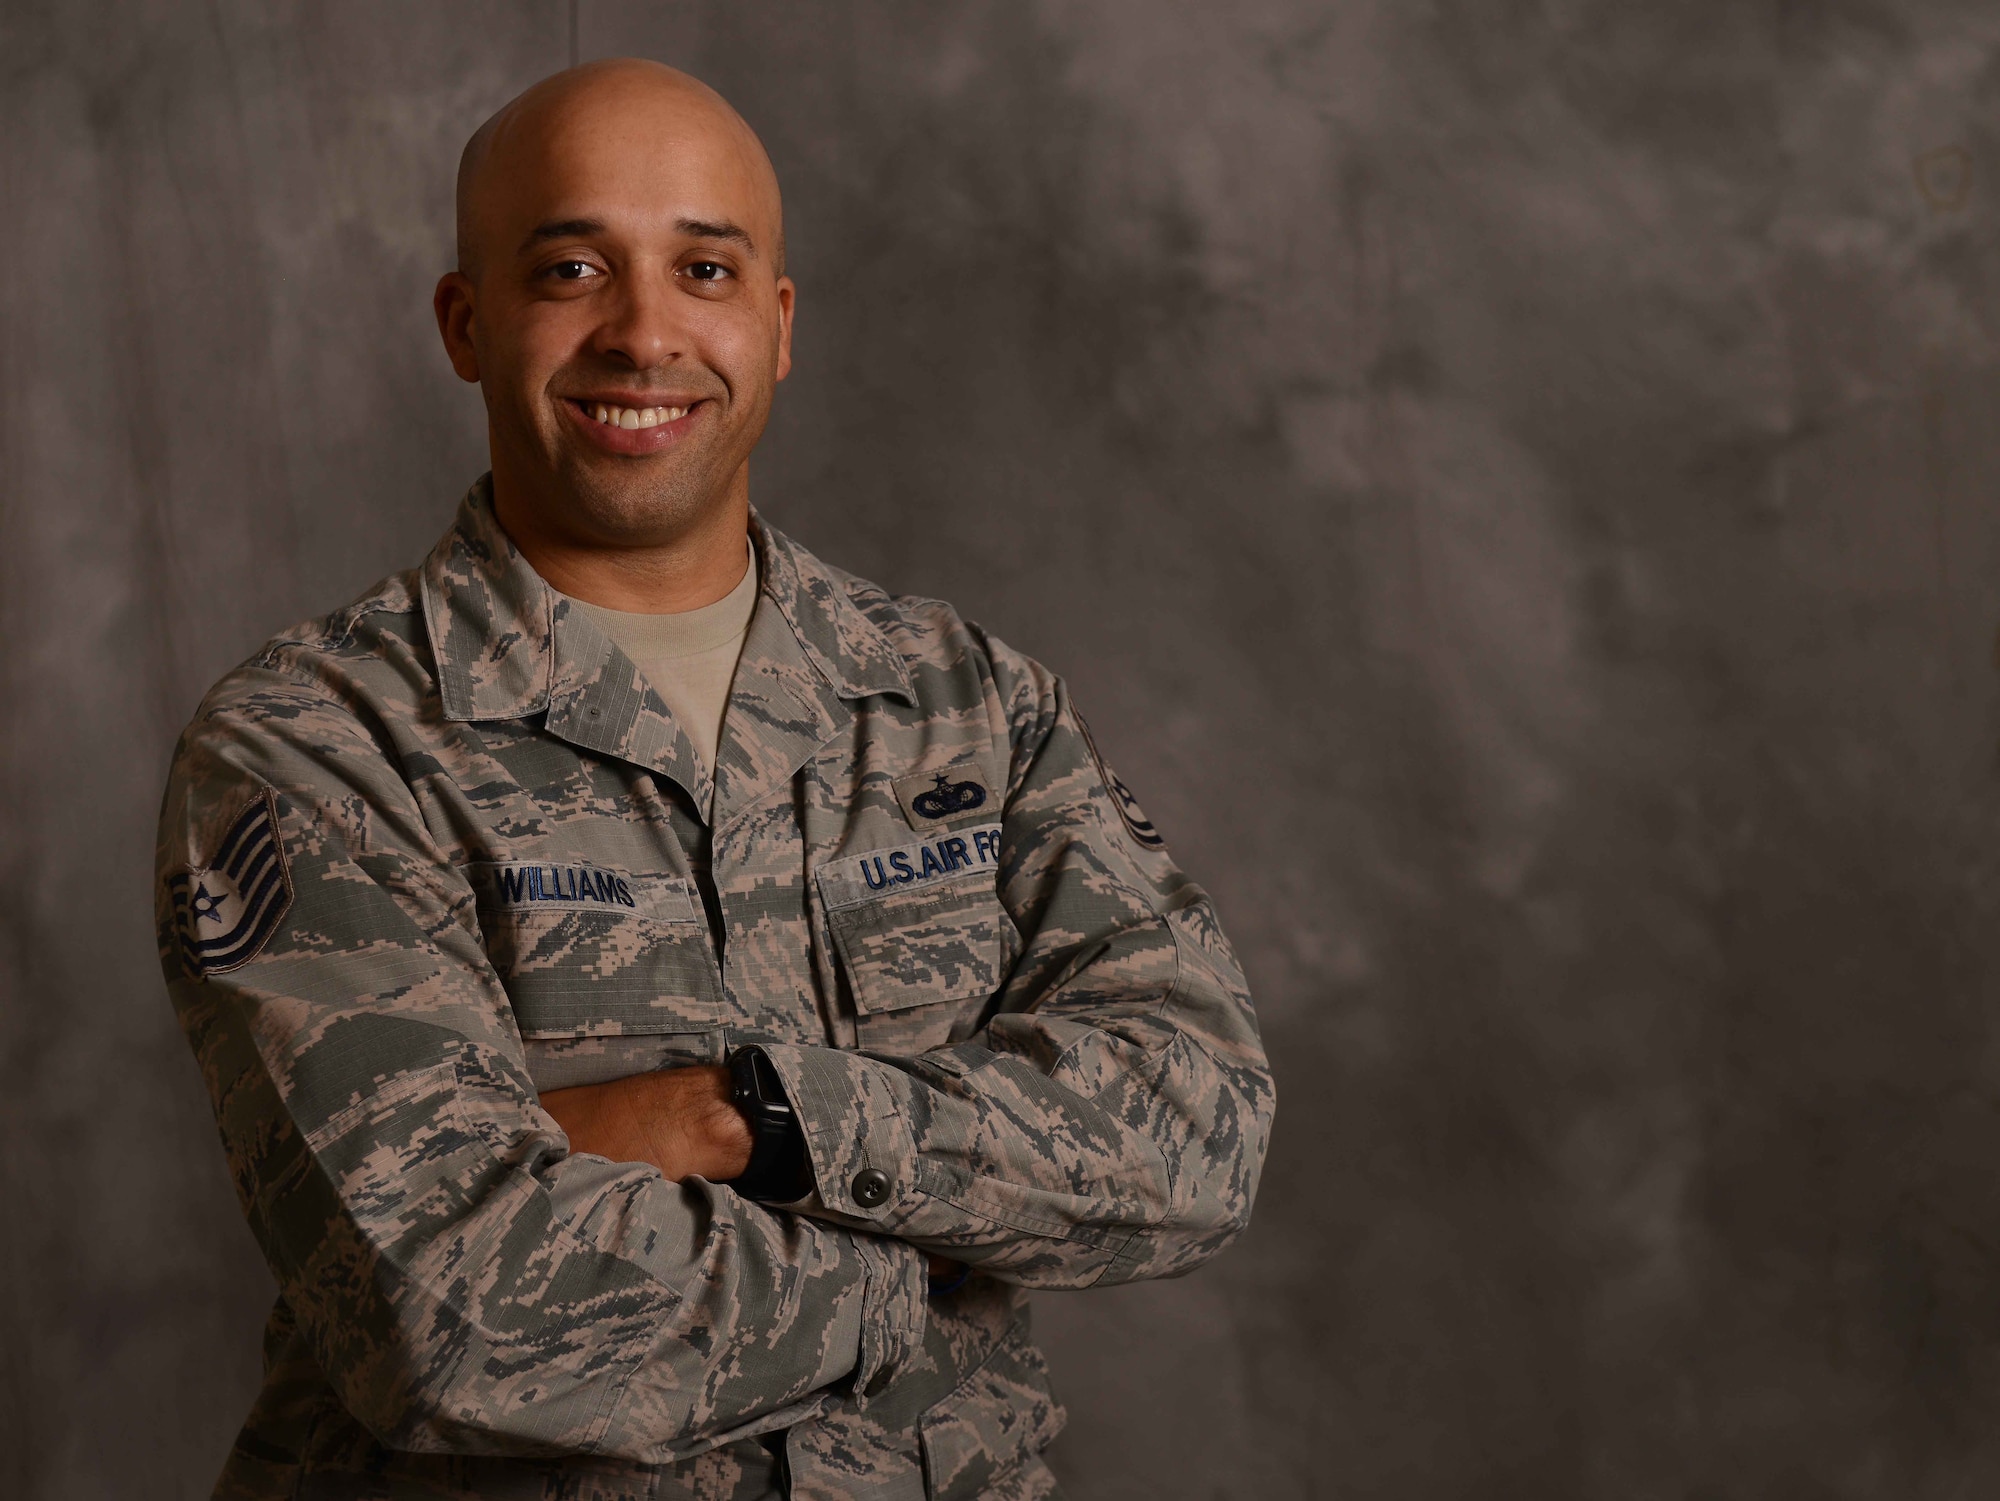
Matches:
[574,539,758,794]
[577,541,866,1378]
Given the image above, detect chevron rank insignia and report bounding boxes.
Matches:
[1076,713,1166,850]
[168,790,293,978]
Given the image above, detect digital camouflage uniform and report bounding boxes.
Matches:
[156,479,1274,1500]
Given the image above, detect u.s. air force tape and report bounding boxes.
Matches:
[815,823,1003,910]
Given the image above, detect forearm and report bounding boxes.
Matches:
[758,895,1271,1289]
[540,1062,963,1280]
[787,654,1275,1286]
[159,696,928,1462]
[539,1064,752,1183]
[202,1020,926,1461]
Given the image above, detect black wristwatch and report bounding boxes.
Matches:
[726,1046,813,1203]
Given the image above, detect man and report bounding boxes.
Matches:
[156,60,1273,1501]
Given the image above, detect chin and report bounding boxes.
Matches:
[557,459,724,544]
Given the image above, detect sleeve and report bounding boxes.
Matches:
[155,668,927,1463]
[759,639,1276,1289]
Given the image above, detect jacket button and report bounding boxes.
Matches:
[850,1168,891,1208]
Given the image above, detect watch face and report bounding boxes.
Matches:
[731,1048,791,1116]
[746,1050,790,1111]
[727,1048,810,1203]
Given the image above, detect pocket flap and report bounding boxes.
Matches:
[818,828,1011,1017]
[827,887,1010,1016]
[919,1323,1066,1501]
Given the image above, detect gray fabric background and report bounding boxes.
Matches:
[7,2,2000,1496]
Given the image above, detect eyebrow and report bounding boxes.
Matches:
[675,217,758,254]
[517,218,606,254]
[516,216,759,256]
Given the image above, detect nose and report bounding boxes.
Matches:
[589,259,685,370]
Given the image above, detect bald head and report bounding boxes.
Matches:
[455,59,784,281]
[432,57,797,606]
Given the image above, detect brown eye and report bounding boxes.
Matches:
[551,260,595,281]
[685,261,730,282]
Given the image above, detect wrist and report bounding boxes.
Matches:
[725,1046,813,1202]
[700,1066,755,1177]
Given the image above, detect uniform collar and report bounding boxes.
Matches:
[419,477,913,818]
[750,500,914,706]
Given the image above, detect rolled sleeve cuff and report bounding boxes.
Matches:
[756,1042,921,1222]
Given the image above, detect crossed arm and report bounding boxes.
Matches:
[540,1063,752,1184]
[159,649,1271,1458]
[537,1066,961,1279]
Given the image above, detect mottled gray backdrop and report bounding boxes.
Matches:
[7,1,2000,1497]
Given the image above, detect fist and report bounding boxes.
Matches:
[540,1064,754,1183]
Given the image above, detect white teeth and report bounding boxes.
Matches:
[586,402,689,428]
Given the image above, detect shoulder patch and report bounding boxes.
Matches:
[1076,713,1166,850]
[166,790,294,977]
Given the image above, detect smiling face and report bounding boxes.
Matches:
[435,63,792,596]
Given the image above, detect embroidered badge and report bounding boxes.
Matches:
[167,790,293,977]
[892,759,997,830]
[817,823,1004,910]
[1076,714,1166,850]
[911,771,987,820]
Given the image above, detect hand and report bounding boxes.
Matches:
[540,1064,754,1183]
[546,1071,961,1281]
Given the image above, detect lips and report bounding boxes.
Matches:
[560,396,702,455]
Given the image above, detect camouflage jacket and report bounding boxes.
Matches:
[156,479,1274,1501]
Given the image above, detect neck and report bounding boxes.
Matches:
[491,468,754,614]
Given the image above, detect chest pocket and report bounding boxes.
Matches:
[468,859,725,1037]
[817,825,1015,1052]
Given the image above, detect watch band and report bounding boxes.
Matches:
[726,1046,813,1203]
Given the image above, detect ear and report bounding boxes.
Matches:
[773,276,795,383]
[433,272,481,383]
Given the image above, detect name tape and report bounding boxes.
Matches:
[816,823,1003,911]
[469,861,697,924]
